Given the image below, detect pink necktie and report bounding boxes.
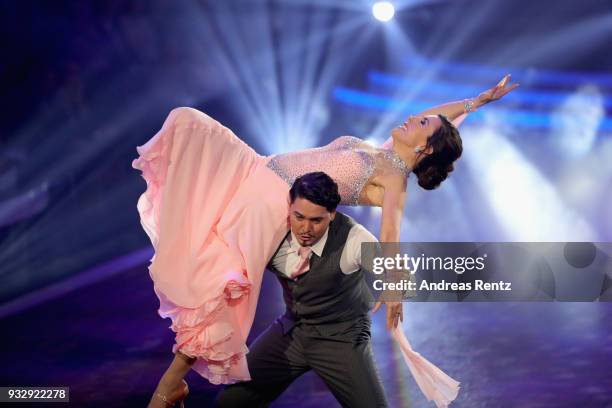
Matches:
[291,246,312,279]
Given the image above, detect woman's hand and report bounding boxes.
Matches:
[476,74,519,107]
[372,300,403,330]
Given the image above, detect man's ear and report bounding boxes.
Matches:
[330,210,336,222]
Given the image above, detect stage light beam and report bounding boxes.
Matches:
[372,2,395,22]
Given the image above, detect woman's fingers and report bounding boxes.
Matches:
[492,74,513,96]
[494,83,520,100]
[501,83,520,95]
[385,303,394,330]
[381,302,404,330]
[490,76,519,100]
[495,74,508,88]
[391,303,402,329]
[395,303,403,327]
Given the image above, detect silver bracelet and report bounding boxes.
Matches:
[463,98,476,113]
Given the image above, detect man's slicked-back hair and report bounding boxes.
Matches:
[289,172,341,212]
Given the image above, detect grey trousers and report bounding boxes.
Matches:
[215,316,388,408]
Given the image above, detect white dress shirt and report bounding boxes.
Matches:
[270,223,378,278]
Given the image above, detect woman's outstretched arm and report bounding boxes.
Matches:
[416,74,519,121]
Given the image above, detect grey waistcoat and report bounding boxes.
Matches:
[267,212,373,333]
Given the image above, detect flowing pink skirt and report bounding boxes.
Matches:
[132,107,290,384]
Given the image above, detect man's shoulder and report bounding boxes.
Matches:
[335,211,358,227]
[334,211,376,241]
[348,223,378,244]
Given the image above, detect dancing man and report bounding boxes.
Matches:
[215,172,397,408]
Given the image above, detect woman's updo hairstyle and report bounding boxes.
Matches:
[412,115,463,190]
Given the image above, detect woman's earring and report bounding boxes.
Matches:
[414,146,424,153]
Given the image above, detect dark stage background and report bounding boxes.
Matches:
[1,1,611,407]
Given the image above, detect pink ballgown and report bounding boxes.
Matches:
[132,107,460,407]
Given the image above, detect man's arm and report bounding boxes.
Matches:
[341,224,377,275]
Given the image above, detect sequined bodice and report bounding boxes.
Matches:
[266,136,411,205]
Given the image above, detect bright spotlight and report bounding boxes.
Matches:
[372,1,395,22]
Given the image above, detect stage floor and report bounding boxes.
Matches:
[2,261,612,407]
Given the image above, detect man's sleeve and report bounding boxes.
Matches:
[341,224,378,274]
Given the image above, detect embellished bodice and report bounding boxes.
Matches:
[266,136,411,205]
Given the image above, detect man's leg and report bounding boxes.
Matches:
[304,318,389,408]
[215,321,310,408]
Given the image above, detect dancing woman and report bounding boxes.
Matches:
[133,75,518,407]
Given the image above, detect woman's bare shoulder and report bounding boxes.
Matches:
[375,171,408,192]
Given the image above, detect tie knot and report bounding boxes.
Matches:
[298,246,312,259]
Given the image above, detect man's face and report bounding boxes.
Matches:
[289,197,335,247]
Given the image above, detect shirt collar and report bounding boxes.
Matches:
[289,227,328,257]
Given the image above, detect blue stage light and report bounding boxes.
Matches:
[372,2,395,22]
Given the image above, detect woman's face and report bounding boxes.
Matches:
[391,114,442,148]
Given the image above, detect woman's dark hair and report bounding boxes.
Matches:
[289,172,341,212]
[412,114,463,190]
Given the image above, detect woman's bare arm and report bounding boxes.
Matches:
[417,100,470,122]
[371,174,407,330]
[379,175,406,242]
[416,74,519,121]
